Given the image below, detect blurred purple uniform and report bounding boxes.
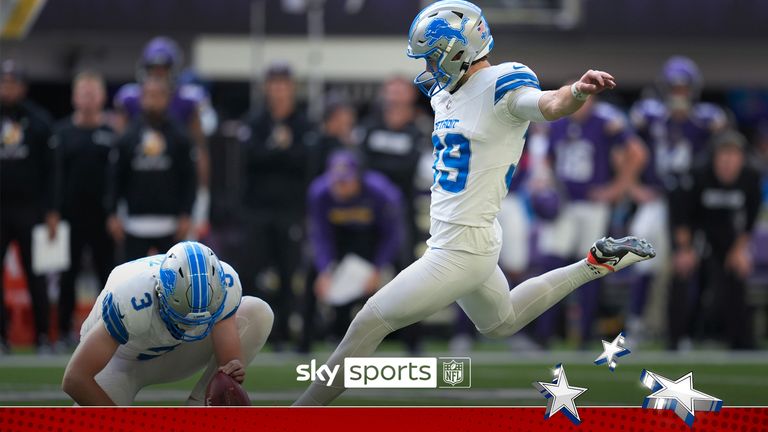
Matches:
[536,102,633,345]
[630,98,726,189]
[114,82,207,126]
[308,171,404,273]
[548,102,633,201]
[626,98,726,325]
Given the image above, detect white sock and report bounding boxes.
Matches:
[293,303,393,406]
[484,259,602,338]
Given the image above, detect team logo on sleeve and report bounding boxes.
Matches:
[424,17,468,46]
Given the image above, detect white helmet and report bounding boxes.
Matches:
[407,0,494,97]
[156,241,228,341]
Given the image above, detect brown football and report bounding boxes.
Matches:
[205,371,251,406]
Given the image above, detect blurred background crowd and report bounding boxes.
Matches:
[2,0,768,356]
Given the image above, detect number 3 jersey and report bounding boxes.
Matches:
[80,255,242,361]
[427,62,540,255]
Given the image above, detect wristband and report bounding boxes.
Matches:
[571,82,589,101]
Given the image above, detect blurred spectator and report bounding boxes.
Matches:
[534,97,646,347]
[307,97,358,180]
[669,130,761,350]
[359,77,424,266]
[50,71,117,348]
[628,56,727,344]
[301,151,403,352]
[114,36,212,238]
[106,77,196,260]
[358,77,426,352]
[0,59,54,353]
[240,62,314,349]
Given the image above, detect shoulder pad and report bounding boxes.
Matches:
[219,261,243,320]
[630,99,666,128]
[594,102,629,129]
[177,84,207,104]
[494,62,540,105]
[114,83,141,108]
[692,103,727,130]
[101,292,129,344]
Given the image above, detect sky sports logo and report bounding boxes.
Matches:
[296,357,471,389]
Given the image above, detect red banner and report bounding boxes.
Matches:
[0,407,764,432]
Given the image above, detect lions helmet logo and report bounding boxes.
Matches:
[424,17,468,47]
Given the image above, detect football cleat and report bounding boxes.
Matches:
[587,236,656,273]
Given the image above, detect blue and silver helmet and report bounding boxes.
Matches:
[155,241,228,342]
[407,0,494,98]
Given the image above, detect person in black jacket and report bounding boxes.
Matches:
[0,60,54,353]
[358,77,425,353]
[106,76,196,261]
[359,77,424,267]
[240,63,314,350]
[307,98,357,181]
[669,130,762,350]
[49,71,117,347]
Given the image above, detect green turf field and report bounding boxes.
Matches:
[1,342,766,406]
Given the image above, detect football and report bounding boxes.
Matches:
[205,371,251,406]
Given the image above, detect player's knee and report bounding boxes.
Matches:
[348,302,394,338]
[480,322,516,339]
[237,296,274,339]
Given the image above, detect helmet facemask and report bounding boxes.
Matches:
[407,1,494,98]
[156,242,229,342]
[156,284,227,342]
[409,41,470,98]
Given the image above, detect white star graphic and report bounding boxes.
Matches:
[594,331,631,371]
[641,370,723,427]
[533,364,588,425]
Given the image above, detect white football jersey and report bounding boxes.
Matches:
[80,255,242,361]
[427,62,540,252]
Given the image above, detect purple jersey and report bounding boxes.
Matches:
[547,102,632,201]
[307,171,404,273]
[114,83,207,126]
[630,98,726,188]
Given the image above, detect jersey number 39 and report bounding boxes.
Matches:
[432,133,471,193]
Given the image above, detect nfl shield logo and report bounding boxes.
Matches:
[442,360,464,386]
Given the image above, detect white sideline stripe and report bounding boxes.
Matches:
[2,350,768,368]
[0,388,540,403]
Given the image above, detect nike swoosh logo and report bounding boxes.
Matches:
[512,65,526,70]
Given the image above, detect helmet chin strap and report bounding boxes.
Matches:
[448,61,472,94]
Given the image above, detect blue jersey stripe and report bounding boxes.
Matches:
[497,78,539,91]
[221,300,240,321]
[494,80,541,104]
[137,353,162,361]
[102,293,128,344]
[496,71,539,89]
[148,344,180,353]
[504,164,517,190]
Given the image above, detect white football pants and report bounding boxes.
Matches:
[93,296,273,405]
[538,201,611,259]
[294,244,604,406]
